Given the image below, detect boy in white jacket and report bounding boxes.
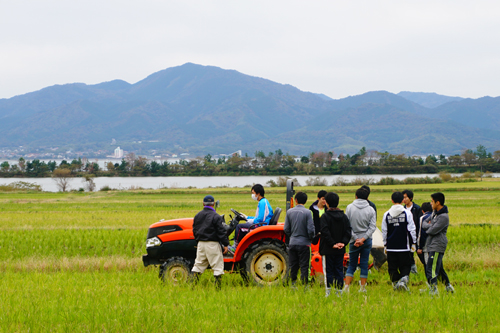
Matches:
[382,191,417,291]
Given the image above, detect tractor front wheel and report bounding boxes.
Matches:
[160,257,192,285]
[245,243,288,286]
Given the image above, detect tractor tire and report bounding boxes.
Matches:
[245,242,288,286]
[159,257,192,285]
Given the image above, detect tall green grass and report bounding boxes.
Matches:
[1,182,500,332]
[1,270,499,332]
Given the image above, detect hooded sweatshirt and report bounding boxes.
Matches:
[345,199,377,243]
[421,205,449,253]
[382,204,417,252]
[319,208,352,256]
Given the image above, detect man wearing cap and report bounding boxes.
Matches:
[191,195,229,289]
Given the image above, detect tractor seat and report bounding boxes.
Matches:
[268,207,281,225]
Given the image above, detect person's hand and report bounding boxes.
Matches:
[223,246,228,255]
[336,243,344,249]
[384,247,387,254]
[411,244,416,253]
[354,238,365,247]
[241,213,247,219]
[417,249,423,255]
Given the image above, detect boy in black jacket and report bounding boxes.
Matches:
[309,190,327,245]
[319,192,352,297]
[403,189,423,273]
[416,202,432,265]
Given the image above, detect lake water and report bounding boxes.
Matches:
[2,173,497,192]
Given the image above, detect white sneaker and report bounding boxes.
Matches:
[342,284,350,293]
[429,284,439,296]
[410,264,418,275]
[325,288,331,298]
[396,276,410,292]
[445,284,455,293]
[358,281,367,293]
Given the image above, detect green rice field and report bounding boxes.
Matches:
[1,181,499,332]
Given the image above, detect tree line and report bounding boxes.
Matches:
[1,146,500,178]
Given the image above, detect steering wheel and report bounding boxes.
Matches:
[230,208,247,221]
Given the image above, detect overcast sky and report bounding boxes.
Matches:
[1,1,499,100]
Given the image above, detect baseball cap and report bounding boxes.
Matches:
[203,195,215,204]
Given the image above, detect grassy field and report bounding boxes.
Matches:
[1,181,500,332]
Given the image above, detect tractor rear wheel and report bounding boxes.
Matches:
[160,257,192,285]
[245,243,288,286]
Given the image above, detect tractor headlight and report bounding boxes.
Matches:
[146,237,161,248]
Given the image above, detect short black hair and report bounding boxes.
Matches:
[251,184,265,197]
[391,191,404,204]
[431,192,445,206]
[295,191,308,205]
[325,192,339,208]
[402,189,414,201]
[317,190,327,199]
[355,188,369,200]
[361,185,371,195]
[421,202,432,213]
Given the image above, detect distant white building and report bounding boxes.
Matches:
[114,147,124,158]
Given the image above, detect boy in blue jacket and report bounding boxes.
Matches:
[230,184,273,251]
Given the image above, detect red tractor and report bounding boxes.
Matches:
[142,180,386,285]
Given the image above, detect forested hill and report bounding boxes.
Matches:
[0,63,499,155]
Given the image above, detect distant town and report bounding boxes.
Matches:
[0,143,244,161]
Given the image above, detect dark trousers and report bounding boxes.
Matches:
[416,251,426,266]
[322,254,344,289]
[387,251,412,283]
[425,251,450,285]
[409,251,416,266]
[288,245,311,285]
[234,222,253,245]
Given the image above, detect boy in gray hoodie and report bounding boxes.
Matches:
[344,187,377,293]
[421,192,454,295]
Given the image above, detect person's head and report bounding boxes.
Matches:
[203,195,215,207]
[355,187,369,200]
[317,190,327,208]
[421,202,432,213]
[361,185,371,198]
[251,184,265,201]
[325,192,339,209]
[402,189,414,206]
[430,192,445,210]
[391,191,404,204]
[294,191,308,205]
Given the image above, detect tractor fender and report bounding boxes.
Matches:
[233,225,286,262]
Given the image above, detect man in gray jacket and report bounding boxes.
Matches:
[422,192,454,295]
[284,191,315,287]
[344,187,377,293]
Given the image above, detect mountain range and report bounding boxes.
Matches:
[1,63,499,155]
